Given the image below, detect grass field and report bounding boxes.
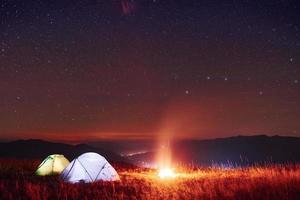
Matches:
[0,159,300,200]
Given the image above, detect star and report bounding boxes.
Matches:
[206,76,211,80]
[185,90,190,95]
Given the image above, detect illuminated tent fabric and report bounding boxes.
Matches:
[60,152,120,183]
[35,154,70,176]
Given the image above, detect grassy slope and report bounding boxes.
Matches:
[0,159,300,200]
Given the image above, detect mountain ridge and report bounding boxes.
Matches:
[124,135,300,167]
[1,135,300,167]
[0,139,127,163]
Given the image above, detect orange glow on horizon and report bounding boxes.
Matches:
[2,131,154,143]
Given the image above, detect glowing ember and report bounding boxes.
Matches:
[158,168,176,179]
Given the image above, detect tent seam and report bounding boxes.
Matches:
[77,159,94,182]
[62,158,76,181]
[94,162,108,181]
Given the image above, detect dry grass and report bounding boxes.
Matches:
[0,159,299,200]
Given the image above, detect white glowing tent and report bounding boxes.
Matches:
[60,152,120,183]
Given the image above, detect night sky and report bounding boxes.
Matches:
[1,0,300,141]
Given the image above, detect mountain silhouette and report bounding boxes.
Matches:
[126,135,300,167]
[0,139,126,163]
[1,135,300,167]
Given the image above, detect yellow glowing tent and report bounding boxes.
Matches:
[35,154,70,176]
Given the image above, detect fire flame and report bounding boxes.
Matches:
[158,168,176,179]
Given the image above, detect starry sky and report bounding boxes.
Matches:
[1,0,300,142]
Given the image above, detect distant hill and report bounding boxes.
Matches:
[0,139,126,163]
[127,135,300,167]
[1,135,300,167]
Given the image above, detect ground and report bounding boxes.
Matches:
[0,159,300,200]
